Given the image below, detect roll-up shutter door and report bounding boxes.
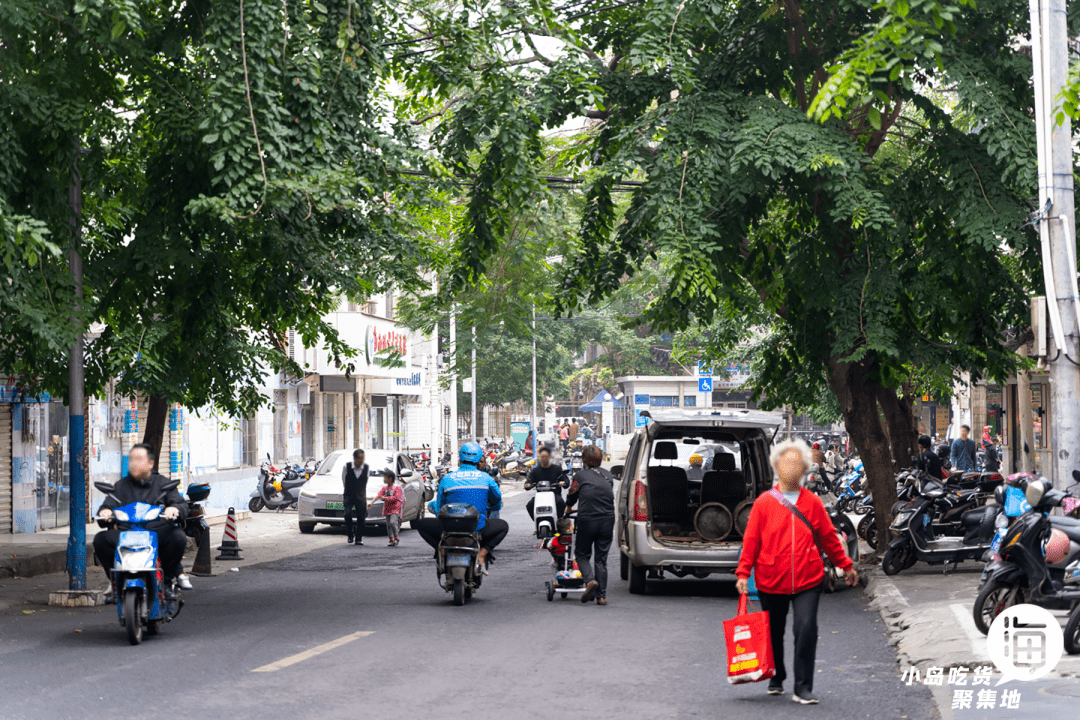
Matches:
[0,404,12,534]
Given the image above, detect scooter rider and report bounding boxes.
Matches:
[525,445,569,520]
[93,444,189,595]
[414,442,508,569]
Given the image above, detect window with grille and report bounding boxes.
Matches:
[242,416,258,466]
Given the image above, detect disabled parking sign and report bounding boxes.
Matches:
[698,377,712,392]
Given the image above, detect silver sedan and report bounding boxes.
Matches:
[296,449,426,533]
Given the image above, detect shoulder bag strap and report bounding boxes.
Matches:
[769,488,825,556]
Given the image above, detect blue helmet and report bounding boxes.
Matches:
[459,442,484,465]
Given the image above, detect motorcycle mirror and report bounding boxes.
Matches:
[610,464,624,479]
[1073,469,1080,483]
[1024,441,1030,455]
[94,481,116,494]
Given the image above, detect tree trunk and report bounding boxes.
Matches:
[828,357,898,559]
[876,383,920,469]
[142,395,169,474]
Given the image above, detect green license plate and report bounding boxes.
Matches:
[325,501,344,510]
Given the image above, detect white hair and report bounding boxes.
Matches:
[770,438,813,476]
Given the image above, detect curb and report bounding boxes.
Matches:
[0,544,93,580]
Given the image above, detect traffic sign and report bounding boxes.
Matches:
[697,359,712,376]
[698,377,713,392]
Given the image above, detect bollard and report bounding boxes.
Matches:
[190,523,214,576]
[215,507,243,560]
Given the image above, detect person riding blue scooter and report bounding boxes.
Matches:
[414,442,508,570]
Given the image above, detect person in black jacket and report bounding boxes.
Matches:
[525,445,569,520]
[93,444,189,591]
[916,435,943,479]
[341,449,370,545]
[564,445,615,606]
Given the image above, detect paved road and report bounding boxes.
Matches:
[1,492,934,720]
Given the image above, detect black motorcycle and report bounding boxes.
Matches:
[882,475,1003,576]
[249,453,308,512]
[434,503,485,606]
[973,475,1080,635]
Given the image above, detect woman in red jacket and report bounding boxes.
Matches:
[735,438,858,705]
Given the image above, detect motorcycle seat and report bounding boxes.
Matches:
[961,508,989,527]
[442,535,476,547]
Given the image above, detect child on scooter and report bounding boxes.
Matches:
[370,470,405,546]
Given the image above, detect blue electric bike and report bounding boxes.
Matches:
[95,481,185,645]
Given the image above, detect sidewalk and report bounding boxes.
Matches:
[0,510,252,579]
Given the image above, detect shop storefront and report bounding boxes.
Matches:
[11,398,71,533]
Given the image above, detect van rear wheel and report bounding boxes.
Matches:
[628,562,648,595]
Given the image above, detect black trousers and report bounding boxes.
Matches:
[414,517,510,553]
[93,526,187,579]
[758,585,822,694]
[575,515,615,599]
[343,494,367,539]
[525,494,565,521]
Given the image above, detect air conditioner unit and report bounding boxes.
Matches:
[298,384,311,405]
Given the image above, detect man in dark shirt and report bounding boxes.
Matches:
[525,445,569,519]
[916,435,944,479]
[341,449,370,545]
[950,425,977,471]
[564,445,615,606]
[93,444,189,589]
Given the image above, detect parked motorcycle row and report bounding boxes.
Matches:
[827,450,1080,655]
[249,454,319,512]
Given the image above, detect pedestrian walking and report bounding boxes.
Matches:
[981,426,1001,473]
[568,418,579,443]
[342,449,369,545]
[559,421,570,453]
[564,445,615,606]
[371,469,405,546]
[735,438,857,705]
[950,425,977,471]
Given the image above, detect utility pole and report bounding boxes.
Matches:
[1017,344,1035,473]
[67,141,86,591]
[531,303,538,456]
[449,306,458,468]
[1029,0,1080,490]
[471,326,477,443]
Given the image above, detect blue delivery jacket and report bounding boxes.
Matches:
[428,464,502,531]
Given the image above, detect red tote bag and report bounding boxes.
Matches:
[724,593,776,684]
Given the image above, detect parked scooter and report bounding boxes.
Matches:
[973,474,1080,635]
[882,474,1003,576]
[434,503,485,606]
[93,481,186,645]
[249,454,308,512]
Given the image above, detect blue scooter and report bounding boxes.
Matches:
[94,481,185,645]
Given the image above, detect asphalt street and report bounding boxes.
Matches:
[1,491,935,720]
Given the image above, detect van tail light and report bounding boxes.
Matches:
[633,481,648,522]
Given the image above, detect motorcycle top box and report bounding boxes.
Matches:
[186,483,211,502]
[438,503,480,533]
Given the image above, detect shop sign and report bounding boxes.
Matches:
[365,325,408,365]
[395,372,423,388]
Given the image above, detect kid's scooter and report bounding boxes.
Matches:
[94,481,186,645]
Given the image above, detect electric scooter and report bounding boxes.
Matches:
[434,503,485,606]
[249,453,308,512]
[532,478,558,539]
[94,481,186,645]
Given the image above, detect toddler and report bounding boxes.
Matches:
[371,470,405,546]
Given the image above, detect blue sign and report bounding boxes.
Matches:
[635,410,650,427]
[699,377,713,392]
[634,394,650,406]
[698,360,712,376]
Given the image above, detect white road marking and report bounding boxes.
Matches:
[950,603,989,651]
[252,631,374,672]
[501,491,524,499]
